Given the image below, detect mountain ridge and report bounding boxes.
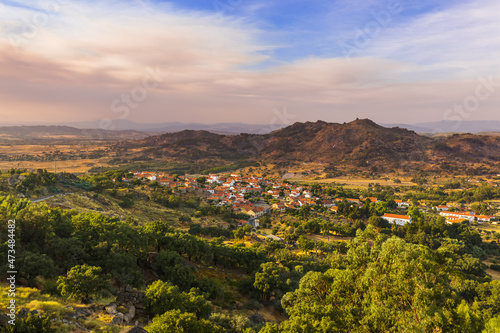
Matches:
[117,118,500,170]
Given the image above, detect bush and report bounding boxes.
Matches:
[489,264,500,272]
[146,309,223,333]
[3,313,55,333]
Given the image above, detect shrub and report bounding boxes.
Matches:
[489,264,500,272]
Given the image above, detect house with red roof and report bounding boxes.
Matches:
[382,213,412,226]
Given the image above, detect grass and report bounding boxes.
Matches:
[24,300,75,317]
[0,159,110,174]
[43,191,182,225]
[475,223,500,233]
[292,176,416,188]
[0,284,122,332]
[0,285,57,310]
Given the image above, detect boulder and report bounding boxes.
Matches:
[127,305,136,319]
[105,303,118,315]
[17,308,29,318]
[116,290,145,309]
[123,304,136,323]
[76,307,93,317]
[111,313,124,326]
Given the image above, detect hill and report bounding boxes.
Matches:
[116,118,500,171]
[3,120,284,135]
[383,120,500,134]
[260,119,432,166]
[0,125,150,142]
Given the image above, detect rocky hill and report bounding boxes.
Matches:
[117,119,500,169]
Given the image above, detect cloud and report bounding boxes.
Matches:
[0,0,499,125]
[364,0,500,78]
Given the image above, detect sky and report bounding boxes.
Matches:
[0,0,499,126]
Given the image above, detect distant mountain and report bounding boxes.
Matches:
[0,125,150,142]
[57,120,284,135]
[383,120,500,134]
[118,119,500,169]
[7,119,500,134]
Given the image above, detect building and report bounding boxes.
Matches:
[394,200,410,208]
[382,213,412,226]
[439,211,475,222]
[272,202,286,212]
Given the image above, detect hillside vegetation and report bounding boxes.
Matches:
[2,167,500,332]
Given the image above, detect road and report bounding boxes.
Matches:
[31,193,73,203]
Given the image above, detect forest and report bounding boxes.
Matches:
[1,179,500,332]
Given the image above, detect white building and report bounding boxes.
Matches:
[439,211,475,222]
[394,200,410,208]
[382,213,412,226]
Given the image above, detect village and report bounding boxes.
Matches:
[129,171,497,228]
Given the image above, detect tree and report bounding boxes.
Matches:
[407,206,423,221]
[146,310,223,333]
[18,251,57,286]
[155,250,194,291]
[254,262,290,300]
[297,236,314,254]
[278,233,463,332]
[45,237,86,272]
[373,201,388,215]
[233,225,251,240]
[102,252,144,288]
[57,264,110,302]
[367,216,389,229]
[283,233,298,246]
[145,280,211,319]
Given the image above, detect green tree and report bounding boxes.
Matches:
[57,264,110,302]
[373,201,388,215]
[297,236,314,254]
[155,250,194,291]
[367,215,388,229]
[17,251,57,286]
[407,206,423,221]
[278,232,463,332]
[145,280,211,319]
[254,262,290,300]
[233,225,252,240]
[146,310,223,333]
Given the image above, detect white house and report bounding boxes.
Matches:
[394,200,410,208]
[382,213,412,226]
[439,211,475,222]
